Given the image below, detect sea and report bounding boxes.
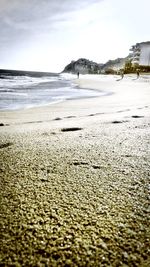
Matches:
[0,72,104,111]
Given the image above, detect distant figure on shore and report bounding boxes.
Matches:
[116,70,124,81]
[136,70,140,79]
[121,70,124,79]
[77,71,79,79]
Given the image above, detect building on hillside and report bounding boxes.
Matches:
[129,41,150,66]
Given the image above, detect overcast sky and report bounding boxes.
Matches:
[0,0,149,72]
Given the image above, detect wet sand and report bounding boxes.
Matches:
[0,74,150,266]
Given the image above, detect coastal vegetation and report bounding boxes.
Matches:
[63,55,150,75]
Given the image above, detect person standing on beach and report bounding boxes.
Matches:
[121,70,124,79]
[136,70,140,79]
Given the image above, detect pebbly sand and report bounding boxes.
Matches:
[0,74,150,266]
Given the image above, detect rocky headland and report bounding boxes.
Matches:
[62,57,128,74]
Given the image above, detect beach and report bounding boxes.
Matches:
[0,74,150,266]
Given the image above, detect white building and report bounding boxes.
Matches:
[129,41,150,66]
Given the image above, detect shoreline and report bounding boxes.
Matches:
[0,74,106,112]
[0,75,114,113]
[0,74,150,266]
[0,74,150,127]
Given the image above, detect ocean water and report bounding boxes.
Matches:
[0,73,103,110]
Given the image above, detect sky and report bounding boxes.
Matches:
[0,0,149,72]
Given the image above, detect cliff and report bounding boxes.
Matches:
[62,57,128,74]
[101,58,127,73]
[62,58,103,74]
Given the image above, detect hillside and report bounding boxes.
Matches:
[101,57,128,73]
[62,57,128,74]
[62,58,103,74]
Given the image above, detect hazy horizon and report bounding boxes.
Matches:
[0,0,149,72]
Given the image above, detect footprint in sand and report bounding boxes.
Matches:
[53,117,62,121]
[0,142,13,149]
[72,161,88,166]
[116,109,130,113]
[72,162,101,170]
[92,165,101,169]
[61,127,82,132]
[65,116,76,119]
[88,112,104,117]
[131,115,144,118]
[111,120,128,124]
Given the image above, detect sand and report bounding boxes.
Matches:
[0,74,150,266]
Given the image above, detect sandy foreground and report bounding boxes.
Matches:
[0,74,150,266]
